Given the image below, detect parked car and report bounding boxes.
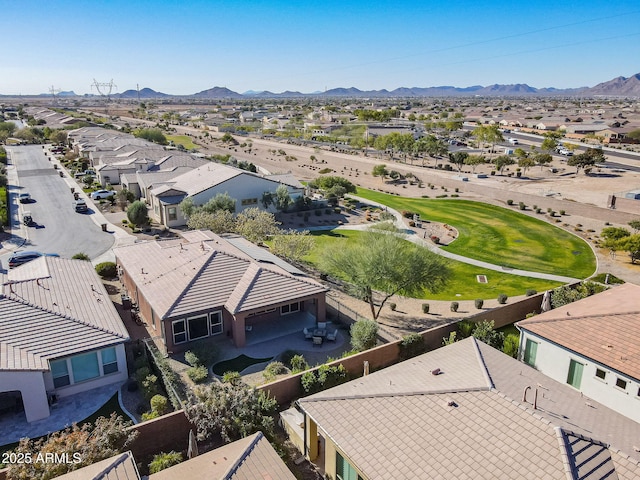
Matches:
[18,193,31,203]
[74,199,88,212]
[90,189,114,200]
[8,251,60,269]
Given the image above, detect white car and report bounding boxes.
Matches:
[90,189,114,200]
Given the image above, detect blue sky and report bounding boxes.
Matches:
[2,0,639,95]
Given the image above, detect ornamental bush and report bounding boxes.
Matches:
[95,261,117,278]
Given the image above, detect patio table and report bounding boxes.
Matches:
[314,329,327,337]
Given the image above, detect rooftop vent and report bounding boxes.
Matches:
[431,368,441,376]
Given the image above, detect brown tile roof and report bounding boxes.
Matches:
[297,337,640,479]
[114,232,326,320]
[517,283,640,381]
[149,431,295,480]
[0,258,129,371]
[53,451,140,479]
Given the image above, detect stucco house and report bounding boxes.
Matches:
[0,258,129,423]
[145,162,304,228]
[285,337,640,479]
[114,230,327,350]
[517,283,640,423]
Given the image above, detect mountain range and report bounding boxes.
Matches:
[13,73,640,99]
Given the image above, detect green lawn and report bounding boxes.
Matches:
[305,230,562,301]
[165,135,197,150]
[354,188,595,279]
[212,354,273,376]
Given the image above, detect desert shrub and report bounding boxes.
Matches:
[289,354,309,373]
[95,261,117,278]
[399,333,426,360]
[150,394,169,416]
[300,371,318,394]
[187,365,209,383]
[430,235,439,244]
[184,350,200,367]
[458,320,475,338]
[525,289,537,296]
[472,320,504,349]
[263,361,287,381]
[450,301,459,312]
[149,451,183,474]
[350,319,378,352]
[142,374,160,400]
[518,202,526,210]
[389,302,396,311]
[497,293,508,304]
[474,298,484,309]
[506,199,514,205]
[401,210,415,219]
[222,371,241,385]
[421,303,430,314]
[72,252,90,261]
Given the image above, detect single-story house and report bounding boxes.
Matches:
[145,162,304,228]
[517,283,640,423]
[286,337,640,479]
[0,258,129,422]
[114,230,328,350]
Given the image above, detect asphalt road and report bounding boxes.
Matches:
[3,145,114,266]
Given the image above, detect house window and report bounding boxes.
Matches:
[173,320,187,344]
[168,207,177,221]
[281,302,301,315]
[523,339,538,367]
[71,352,100,383]
[595,368,606,380]
[188,315,209,341]
[616,378,627,390]
[101,348,119,375]
[51,359,70,388]
[247,308,276,317]
[566,359,584,389]
[336,452,362,480]
[241,198,258,206]
[209,311,223,336]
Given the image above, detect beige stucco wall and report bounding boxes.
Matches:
[0,370,50,422]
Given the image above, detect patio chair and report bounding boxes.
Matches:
[313,336,323,347]
[304,328,313,340]
[326,329,338,342]
[317,322,327,330]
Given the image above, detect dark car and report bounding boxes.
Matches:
[18,193,31,203]
[8,251,60,269]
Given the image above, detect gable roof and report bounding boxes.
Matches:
[297,337,640,479]
[149,431,296,480]
[54,451,139,480]
[0,258,129,371]
[151,163,245,197]
[517,283,640,381]
[114,231,326,319]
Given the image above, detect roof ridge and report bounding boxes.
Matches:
[554,427,577,480]
[520,310,640,325]
[471,338,495,389]
[225,263,263,314]
[298,386,491,404]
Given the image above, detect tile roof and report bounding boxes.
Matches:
[0,257,129,371]
[114,232,326,319]
[149,431,296,480]
[54,451,140,480]
[517,283,640,381]
[297,337,640,479]
[153,162,244,197]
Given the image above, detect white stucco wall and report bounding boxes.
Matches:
[520,332,640,423]
[0,370,50,422]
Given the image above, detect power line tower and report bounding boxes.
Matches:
[91,78,117,102]
[49,86,61,106]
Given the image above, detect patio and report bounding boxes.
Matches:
[0,383,132,447]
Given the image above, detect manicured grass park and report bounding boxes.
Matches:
[304,230,562,301]
[165,135,197,150]
[354,188,596,279]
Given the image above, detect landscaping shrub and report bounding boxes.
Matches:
[497,293,508,304]
[401,210,415,219]
[399,333,426,360]
[430,235,439,244]
[389,302,396,311]
[474,298,484,309]
[350,319,378,352]
[450,301,459,312]
[525,289,537,296]
[184,350,200,367]
[263,361,287,381]
[458,320,475,338]
[149,451,183,474]
[503,334,519,358]
[187,365,209,383]
[222,371,241,385]
[95,261,117,278]
[289,354,309,373]
[142,374,160,400]
[72,252,90,261]
[506,199,514,205]
[472,320,504,349]
[316,364,347,390]
[421,303,430,314]
[301,371,318,394]
[518,202,526,210]
[560,210,566,215]
[150,394,169,416]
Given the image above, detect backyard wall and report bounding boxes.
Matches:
[126,409,193,459]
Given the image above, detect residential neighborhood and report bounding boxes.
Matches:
[1,90,640,480]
